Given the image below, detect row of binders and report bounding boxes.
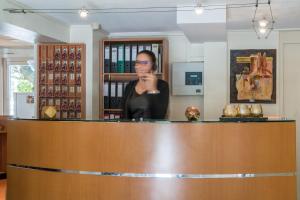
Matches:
[104,43,163,73]
[104,81,129,109]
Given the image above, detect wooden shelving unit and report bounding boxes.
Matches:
[37,44,86,119]
[99,38,169,119]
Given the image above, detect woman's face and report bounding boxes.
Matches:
[135,53,153,78]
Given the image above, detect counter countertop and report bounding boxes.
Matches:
[9,118,295,123]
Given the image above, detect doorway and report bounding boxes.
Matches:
[3,59,35,117]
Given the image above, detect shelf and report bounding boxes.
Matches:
[39,70,81,72]
[104,109,123,111]
[102,73,163,76]
[99,37,169,119]
[102,73,163,81]
[39,96,81,98]
[38,83,82,85]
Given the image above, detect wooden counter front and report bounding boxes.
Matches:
[0,116,8,178]
[6,120,297,200]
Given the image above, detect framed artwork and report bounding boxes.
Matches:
[230,49,276,103]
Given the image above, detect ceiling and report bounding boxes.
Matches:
[0,35,33,48]
[8,0,300,33]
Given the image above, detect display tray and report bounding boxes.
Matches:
[219,116,268,122]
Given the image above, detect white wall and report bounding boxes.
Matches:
[70,25,107,119]
[168,34,204,121]
[227,30,280,115]
[203,42,227,120]
[92,30,106,118]
[279,30,300,200]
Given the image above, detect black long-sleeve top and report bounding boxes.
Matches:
[122,79,169,120]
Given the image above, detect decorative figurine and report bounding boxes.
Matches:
[54,61,61,71]
[237,104,251,117]
[41,106,57,119]
[223,104,238,117]
[185,106,200,121]
[250,104,263,117]
[76,47,81,60]
[54,48,61,60]
[69,61,75,71]
[76,61,81,72]
[62,47,68,60]
[69,47,75,60]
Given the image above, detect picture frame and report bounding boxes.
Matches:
[230,49,276,103]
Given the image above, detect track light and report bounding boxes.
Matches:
[79,7,88,18]
[194,3,204,15]
[252,0,275,39]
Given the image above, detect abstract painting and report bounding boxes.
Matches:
[230,49,276,103]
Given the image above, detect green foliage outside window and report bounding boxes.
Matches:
[17,80,34,92]
[10,65,35,93]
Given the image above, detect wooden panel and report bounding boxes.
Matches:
[0,133,6,173]
[0,179,6,200]
[7,167,296,200]
[7,120,296,174]
[0,117,7,174]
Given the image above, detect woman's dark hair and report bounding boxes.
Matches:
[137,50,157,71]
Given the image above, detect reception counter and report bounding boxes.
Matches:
[6,119,297,200]
[0,116,7,180]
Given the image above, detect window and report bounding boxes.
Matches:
[4,59,35,116]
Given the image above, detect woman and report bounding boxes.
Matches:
[122,50,169,120]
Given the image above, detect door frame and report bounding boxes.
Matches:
[2,57,33,116]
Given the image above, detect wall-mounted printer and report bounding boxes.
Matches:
[172,62,204,95]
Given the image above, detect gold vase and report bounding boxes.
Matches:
[223,104,238,117]
[250,104,263,117]
[237,104,251,117]
[185,106,200,121]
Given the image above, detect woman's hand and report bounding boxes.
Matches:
[140,72,158,92]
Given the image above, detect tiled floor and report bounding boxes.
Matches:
[0,180,6,200]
